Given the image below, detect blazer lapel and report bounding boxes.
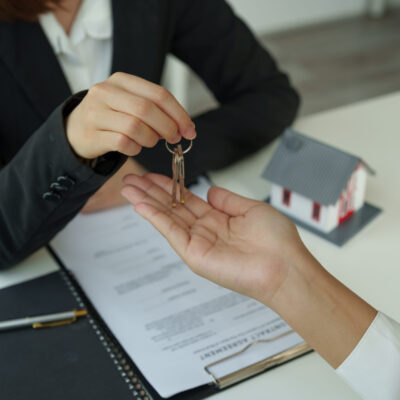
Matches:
[111,0,164,83]
[0,21,71,121]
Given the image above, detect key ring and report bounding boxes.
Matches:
[165,140,193,155]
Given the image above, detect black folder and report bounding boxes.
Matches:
[0,269,223,400]
[0,264,310,400]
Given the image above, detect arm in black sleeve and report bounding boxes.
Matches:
[0,93,125,269]
[136,0,300,184]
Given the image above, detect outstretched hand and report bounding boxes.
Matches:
[122,174,379,371]
[121,174,305,306]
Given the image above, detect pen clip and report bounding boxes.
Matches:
[32,309,88,329]
[33,317,78,329]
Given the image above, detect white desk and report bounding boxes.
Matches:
[2,92,399,400]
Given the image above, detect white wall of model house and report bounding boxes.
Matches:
[270,165,368,233]
[271,184,330,232]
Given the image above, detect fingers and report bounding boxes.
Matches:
[92,109,160,148]
[207,187,259,217]
[101,85,180,143]
[144,173,212,218]
[125,186,220,267]
[66,73,195,160]
[122,174,197,226]
[120,183,191,230]
[108,72,196,141]
[98,131,142,156]
[133,202,191,257]
[129,174,230,239]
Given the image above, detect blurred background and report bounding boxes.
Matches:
[163,0,400,117]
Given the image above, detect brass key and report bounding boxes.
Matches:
[165,140,193,207]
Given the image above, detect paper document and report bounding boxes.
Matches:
[51,178,304,398]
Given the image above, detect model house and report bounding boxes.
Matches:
[262,130,374,233]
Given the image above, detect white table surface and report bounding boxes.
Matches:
[1,92,399,400]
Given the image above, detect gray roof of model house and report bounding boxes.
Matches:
[262,130,374,206]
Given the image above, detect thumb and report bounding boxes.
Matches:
[207,187,259,217]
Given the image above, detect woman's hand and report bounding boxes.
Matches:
[81,158,148,214]
[121,173,305,306]
[66,72,196,160]
[121,174,378,370]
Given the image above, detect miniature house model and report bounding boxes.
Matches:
[263,130,374,234]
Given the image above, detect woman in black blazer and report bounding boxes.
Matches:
[0,0,300,269]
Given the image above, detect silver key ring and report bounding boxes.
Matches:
[165,140,193,155]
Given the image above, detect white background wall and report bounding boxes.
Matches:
[164,0,400,110]
[227,0,400,34]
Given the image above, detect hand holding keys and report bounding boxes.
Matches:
[165,140,193,207]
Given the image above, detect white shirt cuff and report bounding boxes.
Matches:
[336,312,400,400]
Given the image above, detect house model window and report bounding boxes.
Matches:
[312,202,321,221]
[262,130,375,234]
[282,189,291,206]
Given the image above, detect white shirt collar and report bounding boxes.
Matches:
[39,0,112,57]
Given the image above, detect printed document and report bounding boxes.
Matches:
[51,178,304,398]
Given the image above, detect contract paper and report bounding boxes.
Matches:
[51,178,304,398]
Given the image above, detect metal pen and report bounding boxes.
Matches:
[0,309,88,331]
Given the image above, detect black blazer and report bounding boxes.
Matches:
[0,0,299,269]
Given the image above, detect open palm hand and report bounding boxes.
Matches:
[121,174,304,306]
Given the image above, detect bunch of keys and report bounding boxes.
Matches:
[165,140,193,207]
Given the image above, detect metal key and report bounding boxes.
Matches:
[166,140,193,207]
[172,145,184,207]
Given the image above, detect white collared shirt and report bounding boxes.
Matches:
[337,312,400,399]
[39,0,113,94]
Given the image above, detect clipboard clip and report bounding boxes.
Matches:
[204,329,311,389]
